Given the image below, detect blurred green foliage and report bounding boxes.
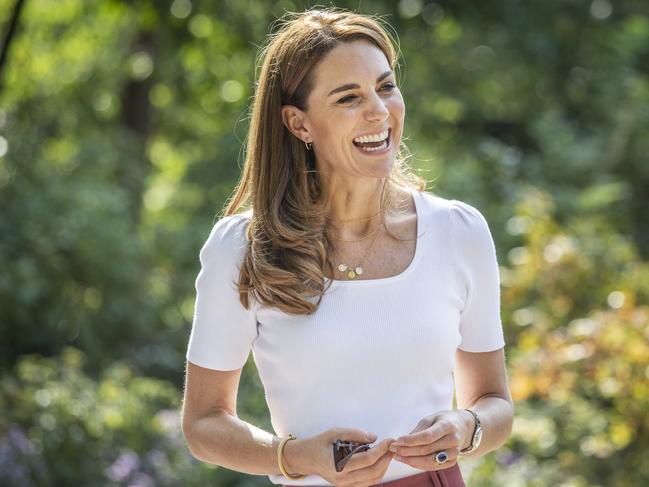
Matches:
[0,347,231,485]
[0,0,647,485]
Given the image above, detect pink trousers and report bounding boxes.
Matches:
[372,465,465,487]
[283,464,466,487]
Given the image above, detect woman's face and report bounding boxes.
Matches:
[283,39,405,181]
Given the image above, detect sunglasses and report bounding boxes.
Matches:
[332,439,372,472]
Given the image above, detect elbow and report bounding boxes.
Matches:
[504,396,515,441]
[485,393,515,442]
[182,409,232,465]
[506,389,515,420]
[493,391,515,437]
[182,417,211,463]
[181,419,201,460]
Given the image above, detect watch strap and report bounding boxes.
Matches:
[459,408,481,454]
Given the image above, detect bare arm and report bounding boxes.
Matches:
[181,360,308,476]
[453,347,514,459]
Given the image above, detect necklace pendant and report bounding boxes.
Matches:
[355,266,363,275]
[338,264,348,272]
[347,269,357,279]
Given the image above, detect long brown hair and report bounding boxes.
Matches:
[224,7,426,315]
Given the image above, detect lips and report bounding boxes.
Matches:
[352,132,392,155]
[352,128,391,148]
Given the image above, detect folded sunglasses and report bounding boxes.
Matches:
[332,439,373,472]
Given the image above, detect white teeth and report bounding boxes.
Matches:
[357,140,388,152]
[353,129,389,144]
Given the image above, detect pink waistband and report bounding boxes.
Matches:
[283,464,465,487]
[374,464,465,487]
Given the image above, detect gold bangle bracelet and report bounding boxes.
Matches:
[278,434,306,480]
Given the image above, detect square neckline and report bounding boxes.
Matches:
[325,186,425,287]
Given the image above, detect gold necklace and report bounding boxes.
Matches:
[332,222,382,279]
[328,224,381,242]
[328,211,381,224]
[328,208,385,243]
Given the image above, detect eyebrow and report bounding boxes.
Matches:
[327,70,394,97]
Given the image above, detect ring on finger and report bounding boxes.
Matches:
[434,451,449,464]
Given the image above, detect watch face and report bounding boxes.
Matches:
[474,426,483,447]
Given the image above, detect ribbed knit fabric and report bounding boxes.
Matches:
[186,188,505,485]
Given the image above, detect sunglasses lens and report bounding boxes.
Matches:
[333,441,371,472]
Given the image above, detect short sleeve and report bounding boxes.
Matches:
[185,213,258,370]
[449,200,505,352]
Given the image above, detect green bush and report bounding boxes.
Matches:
[462,188,649,486]
[0,347,226,486]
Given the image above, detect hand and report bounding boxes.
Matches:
[285,427,396,487]
[388,410,473,471]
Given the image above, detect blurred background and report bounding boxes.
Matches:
[1,0,648,485]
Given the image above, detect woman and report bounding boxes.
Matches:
[182,7,513,487]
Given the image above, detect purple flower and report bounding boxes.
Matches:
[0,425,33,484]
[145,449,168,468]
[105,450,140,482]
[8,424,35,455]
[128,471,155,487]
[496,449,523,466]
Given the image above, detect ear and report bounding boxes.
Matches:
[281,105,312,144]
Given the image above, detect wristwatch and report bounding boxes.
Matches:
[459,408,482,455]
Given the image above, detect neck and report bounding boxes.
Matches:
[322,177,386,239]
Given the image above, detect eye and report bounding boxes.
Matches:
[338,94,357,104]
[337,83,397,104]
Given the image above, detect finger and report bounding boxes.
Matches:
[394,418,454,447]
[393,432,462,458]
[345,448,394,485]
[406,416,433,435]
[343,438,394,472]
[343,438,392,471]
[394,449,459,471]
[330,428,377,444]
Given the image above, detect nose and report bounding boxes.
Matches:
[364,92,389,122]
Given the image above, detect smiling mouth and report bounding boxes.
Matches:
[352,128,391,152]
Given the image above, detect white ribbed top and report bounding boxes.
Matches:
[186,188,505,485]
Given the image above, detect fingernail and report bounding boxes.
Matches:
[389,445,398,452]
